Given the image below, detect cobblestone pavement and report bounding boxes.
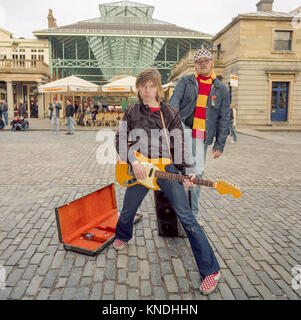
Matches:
[0,128,300,300]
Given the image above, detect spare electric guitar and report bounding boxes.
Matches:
[116,151,241,199]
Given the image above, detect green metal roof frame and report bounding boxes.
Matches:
[49,35,209,83]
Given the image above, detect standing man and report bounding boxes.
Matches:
[65,98,75,135]
[0,100,3,122]
[19,99,27,118]
[114,68,221,295]
[0,99,9,127]
[34,102,39,118]
[49,98,62,135]
[230,104,237,143]
[169,49,230,224]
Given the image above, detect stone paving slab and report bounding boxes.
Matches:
[0,128,300,300]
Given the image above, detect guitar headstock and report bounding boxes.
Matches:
[216,181,241,198]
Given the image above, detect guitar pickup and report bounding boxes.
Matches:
[127,164,134,175]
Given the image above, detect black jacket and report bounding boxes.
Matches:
[66,104,74,117]
[19,104,27,118]
[0,103,8,112]
[115,102,195,175]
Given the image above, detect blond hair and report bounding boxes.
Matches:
[136,68,163,103]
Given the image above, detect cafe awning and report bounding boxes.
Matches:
[38,75,101,93]
[101,76,137,93]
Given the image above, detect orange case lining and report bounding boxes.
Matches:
[56,184,119,251]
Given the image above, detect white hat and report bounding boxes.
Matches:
[193,49,213,63]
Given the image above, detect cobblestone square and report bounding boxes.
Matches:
[0,128,300,300]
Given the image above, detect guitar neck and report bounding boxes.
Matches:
[155,171,216,188]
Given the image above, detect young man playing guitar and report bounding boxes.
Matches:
[114,68,221,295]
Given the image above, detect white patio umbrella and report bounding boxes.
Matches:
[101,76,137,93]
[38,75,100,93]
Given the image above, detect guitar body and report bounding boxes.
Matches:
[116,151,172,190]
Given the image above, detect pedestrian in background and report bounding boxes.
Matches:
[65,98,75,135]
[19,116,29,131]
[49,98,62,135]
[230,104,237,143]
[0,99,9,126]
[19,99,27,118]
[0,100,3,122]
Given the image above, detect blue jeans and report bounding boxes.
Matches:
[230,120,237,141]
[115,164,220,277]
[183,123,209,219]
[2,111,8,126]
[66,116,74,134]
[51,115,60,134]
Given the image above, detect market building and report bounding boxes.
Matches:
[33,1,211,87]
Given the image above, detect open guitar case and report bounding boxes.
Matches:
[55,184,142,256]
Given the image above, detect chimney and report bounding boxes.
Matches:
[47,9,57,28]
[256,0,274,12]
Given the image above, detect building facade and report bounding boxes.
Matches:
[211,0,301,126]
[0,28,50,119]
[169,0,301,126]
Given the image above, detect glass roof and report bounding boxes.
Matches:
[99,1,155,17]
[82,16,171,25]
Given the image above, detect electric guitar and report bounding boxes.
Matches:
[115,151,241,199]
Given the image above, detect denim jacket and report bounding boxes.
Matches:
[169,74,230,152]
[49,102,62,118]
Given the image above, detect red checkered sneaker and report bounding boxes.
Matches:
[113,238,125,251]
[200,271,221,295]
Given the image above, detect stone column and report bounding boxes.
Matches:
[38,93,44,119]
[6,81,14,119]
[36,81,45,118]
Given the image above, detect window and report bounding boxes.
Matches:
[274,31,292,51]
[12,54,25,60]
[217,44,221,60]
[38,55,44,61]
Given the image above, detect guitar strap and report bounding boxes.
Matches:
[160,110,173,162]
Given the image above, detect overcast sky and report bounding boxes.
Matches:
[0,0,300,39]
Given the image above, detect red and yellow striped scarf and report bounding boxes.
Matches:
[192,71,216,140]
